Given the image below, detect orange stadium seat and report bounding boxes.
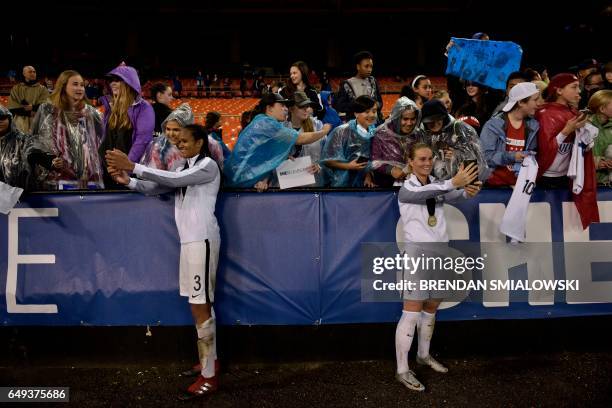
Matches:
[167,97,259,150]
[381,94,399,116]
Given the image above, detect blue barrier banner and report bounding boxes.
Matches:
[216,192,321,325]
[446,38,522,90]
[1,188,612,326]
[320,192,400,323]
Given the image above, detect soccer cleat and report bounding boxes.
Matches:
[396,370,425,392]
[178,375,218,400]
[180,360,220,377]
[416,354,448,373]
[180,363,201,377]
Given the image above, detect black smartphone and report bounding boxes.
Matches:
[462,159,478,186]
[463,159,477,169]
[356,156,369,164]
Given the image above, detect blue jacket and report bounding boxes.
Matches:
[480,112,539,168]
[320,90,342,130]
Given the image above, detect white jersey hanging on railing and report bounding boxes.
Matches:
[500,154,539,242]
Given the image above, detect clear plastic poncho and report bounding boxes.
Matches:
[224,113,299,187]
[320,119,376,187]
[30,102,105,190]
[283,116,325,187]
[141,103,225,171]
[371,97,424,172]
[140,135,184,170]
[0,104,33,189]
[140,103,193,170]
[421,115,489,181]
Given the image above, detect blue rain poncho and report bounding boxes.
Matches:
[224,114,299,187]
[320,119,376,187]
[209,130,231,160]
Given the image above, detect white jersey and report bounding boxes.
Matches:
[0,181,23,214]
[500,155,539,242]
[128,156,221,244]
[568,123,599,194]
[398,174,467,243]
[542,133,573,177]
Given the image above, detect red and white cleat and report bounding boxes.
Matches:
[178,375,218,401]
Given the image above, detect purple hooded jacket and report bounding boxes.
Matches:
[100,65,154,162]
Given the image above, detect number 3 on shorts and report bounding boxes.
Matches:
[194,275,201,291]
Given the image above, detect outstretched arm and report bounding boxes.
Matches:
[106,148,218,188]
[133,160,218,188]
[111,168,173,195]
[398,179,456,204]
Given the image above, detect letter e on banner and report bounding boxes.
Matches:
[6,208,59,313]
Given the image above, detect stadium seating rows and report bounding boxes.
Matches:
[1,76,447,96]
[142,76,447,96]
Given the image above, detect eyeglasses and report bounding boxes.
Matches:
[0,115,10,121]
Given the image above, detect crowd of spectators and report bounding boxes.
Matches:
[2,40,612,208]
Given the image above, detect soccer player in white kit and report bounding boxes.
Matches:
[106,124,221,400]
[395,143,481,391]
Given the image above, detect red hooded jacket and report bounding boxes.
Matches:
[535,102,599,229]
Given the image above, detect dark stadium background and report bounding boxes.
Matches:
[2,0,610,78]
[1,1,611,406]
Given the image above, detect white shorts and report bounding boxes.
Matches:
[399,243,457,301]
[179,239,219,304]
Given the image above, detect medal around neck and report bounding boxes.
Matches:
[428,215,437,227]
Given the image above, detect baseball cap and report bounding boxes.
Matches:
[421,99,448,123]
[545,73,579,102]
[292,91,315,108]
[502,82,540,112]
[259,93,294,107]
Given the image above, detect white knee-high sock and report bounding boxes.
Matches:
[417,311,436,359]
[196,317,217,378]
[395,311,420,374]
